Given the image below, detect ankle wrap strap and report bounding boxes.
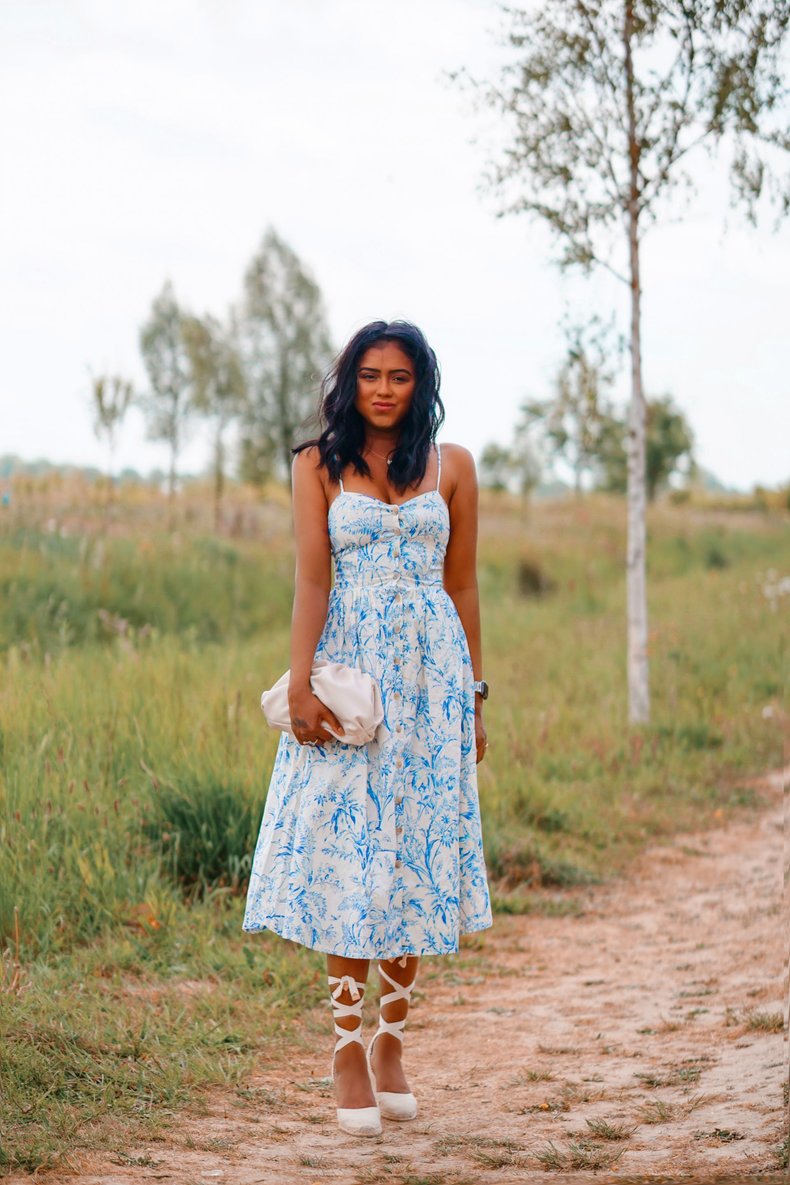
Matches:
[374,961,417,1044]
[327,975,368,1054]
[329,974,365,1003]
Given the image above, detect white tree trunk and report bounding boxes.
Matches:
[625,2,650,725]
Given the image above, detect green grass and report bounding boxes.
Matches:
[0,525,294,654]
[475,497,785,891]
[0,484,787,1174]
[0,632,288,956]
[0,907,325,1174]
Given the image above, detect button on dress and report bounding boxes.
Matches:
[242,443,493,959]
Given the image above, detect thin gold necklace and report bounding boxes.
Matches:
[364,445,395,465]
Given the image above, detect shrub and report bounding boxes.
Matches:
[143,775,262,900]
[517,555,556,598]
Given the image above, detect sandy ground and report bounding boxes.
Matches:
[11,767,787,1185]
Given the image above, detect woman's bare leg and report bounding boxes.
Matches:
[327,954,375,1109]
[368,954,420,1093]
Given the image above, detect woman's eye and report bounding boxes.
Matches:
[357,372,410,383]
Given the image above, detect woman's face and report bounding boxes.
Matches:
[355,340,416,431]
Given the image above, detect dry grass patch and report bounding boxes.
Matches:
[534,1138,625,1171]
[584,1117,636,1140]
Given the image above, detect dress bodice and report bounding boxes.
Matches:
[329,489,450,592]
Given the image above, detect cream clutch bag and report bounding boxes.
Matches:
[261,660,384,745]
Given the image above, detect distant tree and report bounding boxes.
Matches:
[89,372,134,504]
[519,317,619,496]
[139,280,195,527]
[508,414,544,501]
[478,442,515,491]
[456,0,789,723]
[593,407,630,497]
[181,311,246,531]
[645,397,696,497]
[594,395,696,500]
[235,227,334,486]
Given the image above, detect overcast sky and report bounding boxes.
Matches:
[2,0,787,491]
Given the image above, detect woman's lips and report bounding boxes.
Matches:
[372,401,395,410]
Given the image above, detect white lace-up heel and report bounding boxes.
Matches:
[327,973,382,1137]
[365,956,419,1121]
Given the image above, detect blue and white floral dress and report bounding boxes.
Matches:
[242,443,493,959]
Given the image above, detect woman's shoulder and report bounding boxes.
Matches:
[292,443,328,484]
[292,443,323,469]
[439,441,474,460]
[438,441,477,476]
[291,444,333,501]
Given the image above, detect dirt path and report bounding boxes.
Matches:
[17,768,787,1184]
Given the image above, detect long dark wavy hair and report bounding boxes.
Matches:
[294,320,445,493]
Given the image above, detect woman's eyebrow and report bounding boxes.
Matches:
[358,366,413,375]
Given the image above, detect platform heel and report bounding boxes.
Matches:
[365,957,419,1120]
[327,973,382,1137]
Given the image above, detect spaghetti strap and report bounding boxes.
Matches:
[339,471,345,492]
[435,442,442,490]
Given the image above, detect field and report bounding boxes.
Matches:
[0,474,786,1176]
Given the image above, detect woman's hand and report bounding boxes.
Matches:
[474,708,488,764]
[288,685,345,747]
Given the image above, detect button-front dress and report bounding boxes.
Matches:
[242,443,493,959]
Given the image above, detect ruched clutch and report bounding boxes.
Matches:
[261,660,384,745]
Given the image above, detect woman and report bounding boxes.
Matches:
[242,319,493,1137]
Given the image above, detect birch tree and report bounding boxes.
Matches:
[455,0,788,723]
[236,227,334,486]
[181,311,246,531]
[89,372,134,506]
[139,279,195,527]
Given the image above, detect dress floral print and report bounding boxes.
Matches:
[242,444,493,958]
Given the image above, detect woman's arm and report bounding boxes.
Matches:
[287,447,344,745]
[442,444,487,763]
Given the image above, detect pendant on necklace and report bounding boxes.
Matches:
[366,447,394,465]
